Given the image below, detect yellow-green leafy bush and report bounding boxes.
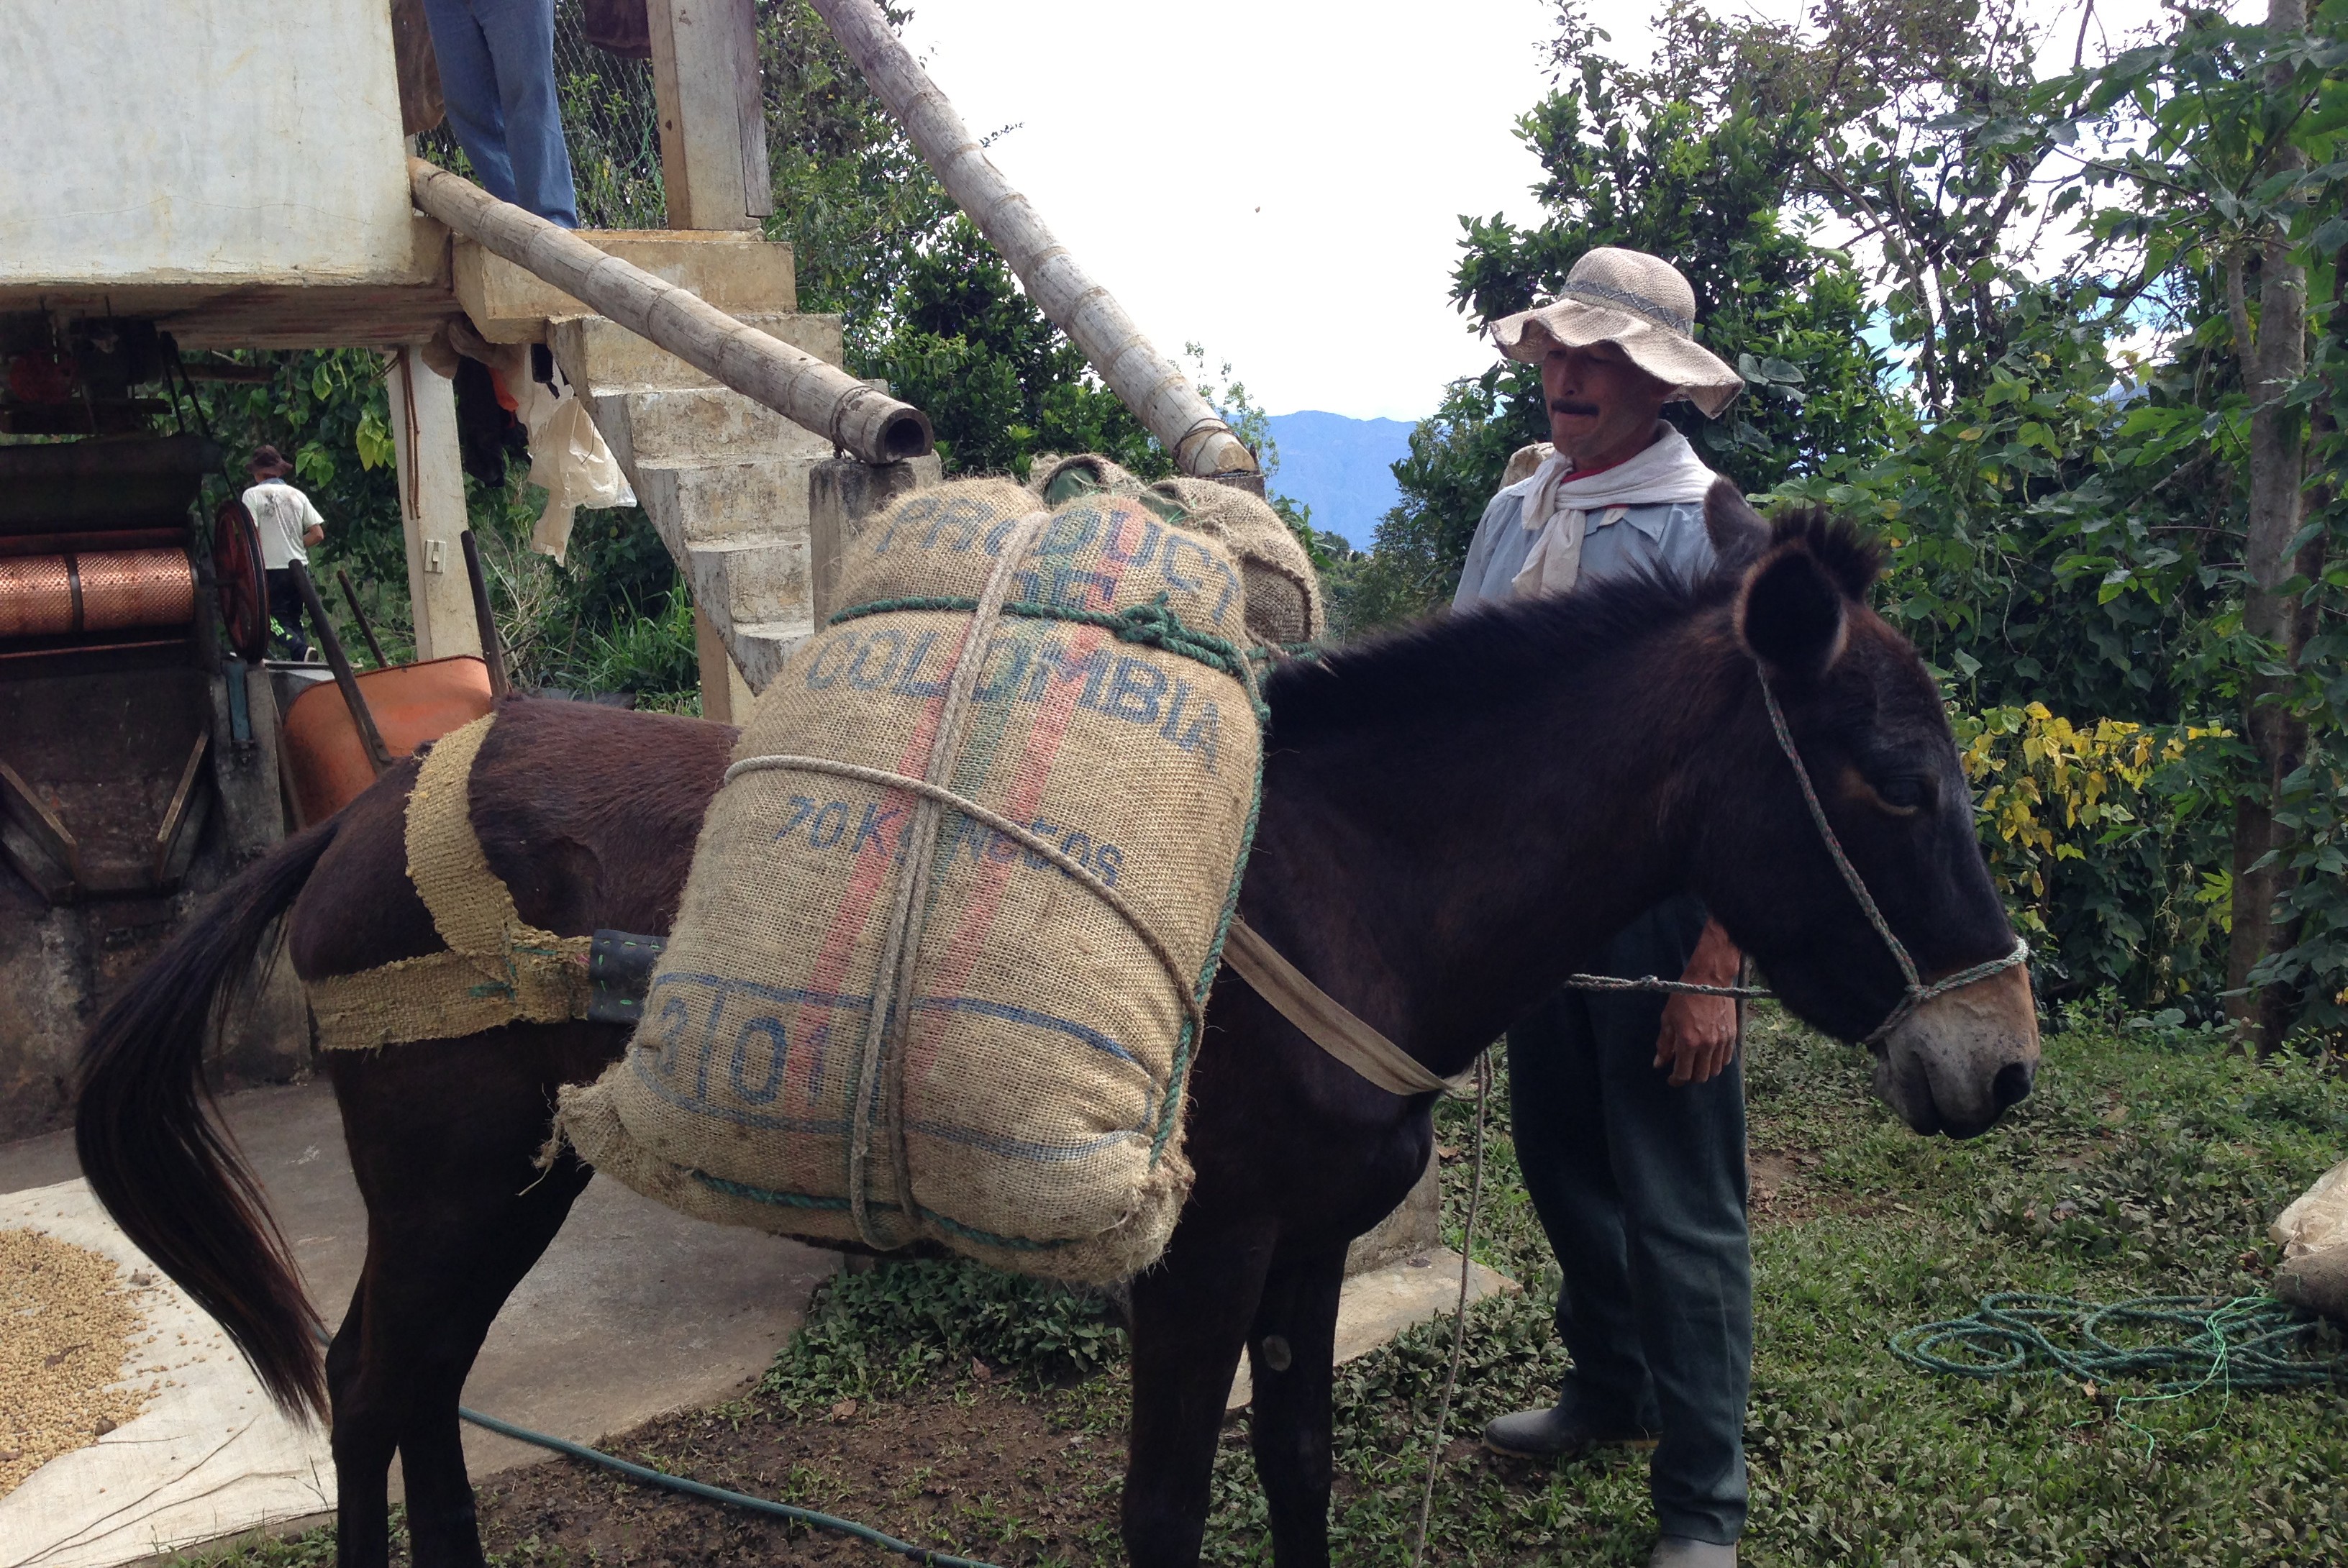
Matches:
[1953,703,2234,1012]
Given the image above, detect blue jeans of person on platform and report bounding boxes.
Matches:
[1507,894,1752,1544]
[422,0,580,227]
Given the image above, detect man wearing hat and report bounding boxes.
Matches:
[242,445,327,662]
[1455,248,1752,1568]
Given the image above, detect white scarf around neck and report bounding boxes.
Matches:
[1509,425,1718,598]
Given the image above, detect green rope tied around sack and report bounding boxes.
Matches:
[1892,1292,2348,1455]
[832,593,1268,719]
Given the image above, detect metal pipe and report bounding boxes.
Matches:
[460,531,511,700]
[409,159,934,465]
[337,568,390,669]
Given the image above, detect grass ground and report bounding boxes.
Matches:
[176,1004,2348,1567]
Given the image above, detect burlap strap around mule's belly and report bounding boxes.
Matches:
[308,713,593,1052]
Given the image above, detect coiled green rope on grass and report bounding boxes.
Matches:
[1893,1292,2347,1453]
[1892,1292,2344,1394]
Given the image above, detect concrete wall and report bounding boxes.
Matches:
[0,839,309,1142]
[0,0,417,287]
[0,666,308,1141]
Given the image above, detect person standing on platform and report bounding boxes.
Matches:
[419,0,581,227]
[242,446,327,662]
[1452,247,1755,1568]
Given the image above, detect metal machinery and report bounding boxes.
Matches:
[0,314,303,1139]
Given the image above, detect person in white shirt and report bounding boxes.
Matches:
[241,446,327,661]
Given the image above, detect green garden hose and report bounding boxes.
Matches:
[1891,1292,2344,1394]
[458,1404,1004,1567]
[1891,1292,2347,1452]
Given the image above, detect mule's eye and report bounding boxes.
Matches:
[1874,775,1934,813]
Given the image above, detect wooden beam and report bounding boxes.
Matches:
[649,0,772,230]
[806,0,1257,479]
[0,757,81,890]
[410,159,931,465]
[387,347,483,662]
[151,729,212,883]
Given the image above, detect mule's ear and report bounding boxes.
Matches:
[1735,541,1849,682]
[1702,477,1770,571]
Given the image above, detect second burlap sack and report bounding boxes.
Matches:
[560,477,1262,1282]
[1030,455,1326,647]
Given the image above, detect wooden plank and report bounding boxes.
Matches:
[650,0,767,230]
[151,728,212,883]
[388,349,484,663]
[0,757,82,889]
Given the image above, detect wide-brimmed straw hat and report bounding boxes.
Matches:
[1493,247,1744,419]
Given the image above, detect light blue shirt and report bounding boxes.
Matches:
[1451,493,1717,611]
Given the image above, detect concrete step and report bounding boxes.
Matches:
[634,454,822,547]
[724,617,813,695]
[550,311,845,395]
[591,386,832,482]
[455,230,798,344]
[681,533,811,630]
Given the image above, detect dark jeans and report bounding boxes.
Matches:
[1506,894,1751,1544]
[265,568,310,660]
[422,0,580,227]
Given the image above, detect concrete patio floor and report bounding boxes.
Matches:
[0,1075,835,1567]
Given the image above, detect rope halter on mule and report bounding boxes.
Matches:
[1750,667,2029,1047]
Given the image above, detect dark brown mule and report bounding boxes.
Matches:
[77,506,2039,1568]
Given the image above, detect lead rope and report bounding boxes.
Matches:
[1409,1047,1488,1568]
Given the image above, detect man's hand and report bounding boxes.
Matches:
[1654,918,1742,1087]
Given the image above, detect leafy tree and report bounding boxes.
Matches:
[868,216,1164,478]
[757,0,958,365]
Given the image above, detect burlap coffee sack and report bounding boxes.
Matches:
[561,478,1261,1282]
[1029,455,1324,646]
[1147,476,1324,646]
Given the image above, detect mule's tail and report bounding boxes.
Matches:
[75,819,340,1421]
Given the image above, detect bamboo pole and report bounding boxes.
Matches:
[409,159,933,466]
[806,0,1257,478]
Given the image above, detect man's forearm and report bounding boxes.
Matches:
[1681,917,1741,987]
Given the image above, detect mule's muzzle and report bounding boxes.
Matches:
[1870,964,2040,1139]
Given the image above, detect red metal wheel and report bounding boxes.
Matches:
[211,497,269,662]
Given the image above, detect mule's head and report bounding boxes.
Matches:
[1696,499,2039,1138]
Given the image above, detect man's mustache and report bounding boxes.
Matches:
[1549,399,1600,416]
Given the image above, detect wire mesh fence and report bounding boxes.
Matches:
[417,0,667,229]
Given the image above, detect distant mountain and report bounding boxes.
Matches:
[1264,411,1417,549]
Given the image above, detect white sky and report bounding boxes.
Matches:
[895,0,2215,423]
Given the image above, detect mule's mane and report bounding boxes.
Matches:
[1261,507,1883,743]
[1262,565,1735,742]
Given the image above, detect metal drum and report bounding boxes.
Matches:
[0,548,194,639]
